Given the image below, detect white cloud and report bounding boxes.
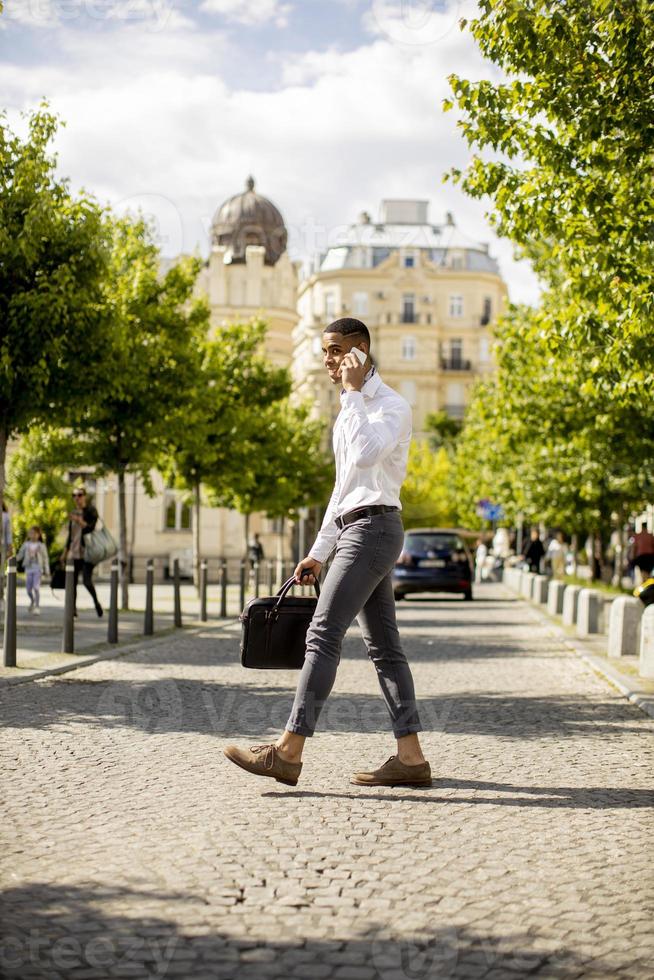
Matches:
[1,2,540,305]
[199,0,291,28]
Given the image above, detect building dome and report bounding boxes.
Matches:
[211,176,288,266]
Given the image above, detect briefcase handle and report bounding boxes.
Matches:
[275,571,321,608]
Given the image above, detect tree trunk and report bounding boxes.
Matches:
[118,468,129,610]
[193,479,201,593]
[0,423,7,602]
[244,512,250,558]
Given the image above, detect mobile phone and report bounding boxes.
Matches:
[351,346,367,366]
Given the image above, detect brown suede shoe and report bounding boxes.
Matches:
[351,755,432,787]
[223,743,302,786]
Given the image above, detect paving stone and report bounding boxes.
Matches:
[0,583,652,980]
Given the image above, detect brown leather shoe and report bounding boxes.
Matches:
[351,755,432,787]
[223,743,302,786]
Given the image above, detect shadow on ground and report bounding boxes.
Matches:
[0,881,630,980]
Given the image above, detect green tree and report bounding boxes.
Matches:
[425,411,463,452]
[5,428,70,566]
[213,400,332,556]
[443,0,654,559]
[164,320,290,583]
[400,440,457,529]
[71,216,209,608]
[0,107,108,575]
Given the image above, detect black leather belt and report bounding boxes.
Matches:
[334,505,399,529]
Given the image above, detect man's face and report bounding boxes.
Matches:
[322,332,367,385]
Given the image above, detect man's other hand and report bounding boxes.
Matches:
[294,556,322,585]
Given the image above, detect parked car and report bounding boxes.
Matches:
[393,528,474,601]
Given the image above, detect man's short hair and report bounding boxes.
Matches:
[325,317,370,348]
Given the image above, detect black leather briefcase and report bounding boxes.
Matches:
[240,574,320,669]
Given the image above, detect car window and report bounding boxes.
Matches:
[405,534,465,554]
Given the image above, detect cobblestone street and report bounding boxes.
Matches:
[1,582,653,980]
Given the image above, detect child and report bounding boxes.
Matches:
[16,526,50,615]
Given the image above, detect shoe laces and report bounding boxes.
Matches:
[250,744,276,770]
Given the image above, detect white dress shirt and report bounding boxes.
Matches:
[309,369,412,564]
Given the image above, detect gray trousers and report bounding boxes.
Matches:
[286,511,422,738]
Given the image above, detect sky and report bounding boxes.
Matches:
[1,0,540,304]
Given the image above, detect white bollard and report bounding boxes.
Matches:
[547,580,565,616]
[638,605,654,679]
[532,576,549,604]
[577,588,601,637]
[608,597,643,658]
[521,572,535,598]
[562,585,581,626]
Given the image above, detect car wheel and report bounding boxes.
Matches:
[463,590,473,601]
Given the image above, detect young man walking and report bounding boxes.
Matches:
[224,318,430,787]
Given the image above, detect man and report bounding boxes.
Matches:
[522,529,545,573]
[629,524,654,581]
[224,318,430,788]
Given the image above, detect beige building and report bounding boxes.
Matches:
[292,199,508,436]
[93,177,301,579]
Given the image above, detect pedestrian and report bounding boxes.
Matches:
[16,526,50,615]
[224,317,430,788]
[475,536,488,582]
[628,524,654,584]
[247,533,264,569]
[61,486,103,618]
[522,529,545,573]
[546,531,566,579]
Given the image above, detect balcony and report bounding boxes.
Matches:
[441,357,472,371]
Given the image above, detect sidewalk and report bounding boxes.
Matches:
[0,580,260,682]
[1,582,652,979]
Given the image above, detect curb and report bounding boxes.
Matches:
[0,618,241,688]
[503,586,654,721]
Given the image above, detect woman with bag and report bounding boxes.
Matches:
[61,486,103,618]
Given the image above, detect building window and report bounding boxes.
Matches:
[402,336,416,361]
[352,291,368,316]
[402,293,416,323]
[324,292,336,318]
[481,296,492,325]
[403,251,416,268]
[479,337,490,363]
[450,252,464,270]
[450,338,463,368]
[400,380,417,406]
[449,294,463,317]
[312,335,322,357]
[164,490,191,531]
[445,382,465,419]
[425,313,432,325]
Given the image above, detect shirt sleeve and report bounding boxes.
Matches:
[339,391,408,468]
[308,482,341,564]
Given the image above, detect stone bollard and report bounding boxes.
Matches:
[639,606,654,679]
[608,597,643,658]
[520,572,535,599]
[547,580,565,616]
[532,576,549,604]
[562,585,581,626]
[577,588,601,637]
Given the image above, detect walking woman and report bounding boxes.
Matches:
[16,526,50,615]
[62,486,103,617]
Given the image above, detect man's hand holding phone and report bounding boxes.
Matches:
[339,345,367,392]
[294,556,322,585]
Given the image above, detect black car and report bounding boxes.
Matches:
[393,528,474,601]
